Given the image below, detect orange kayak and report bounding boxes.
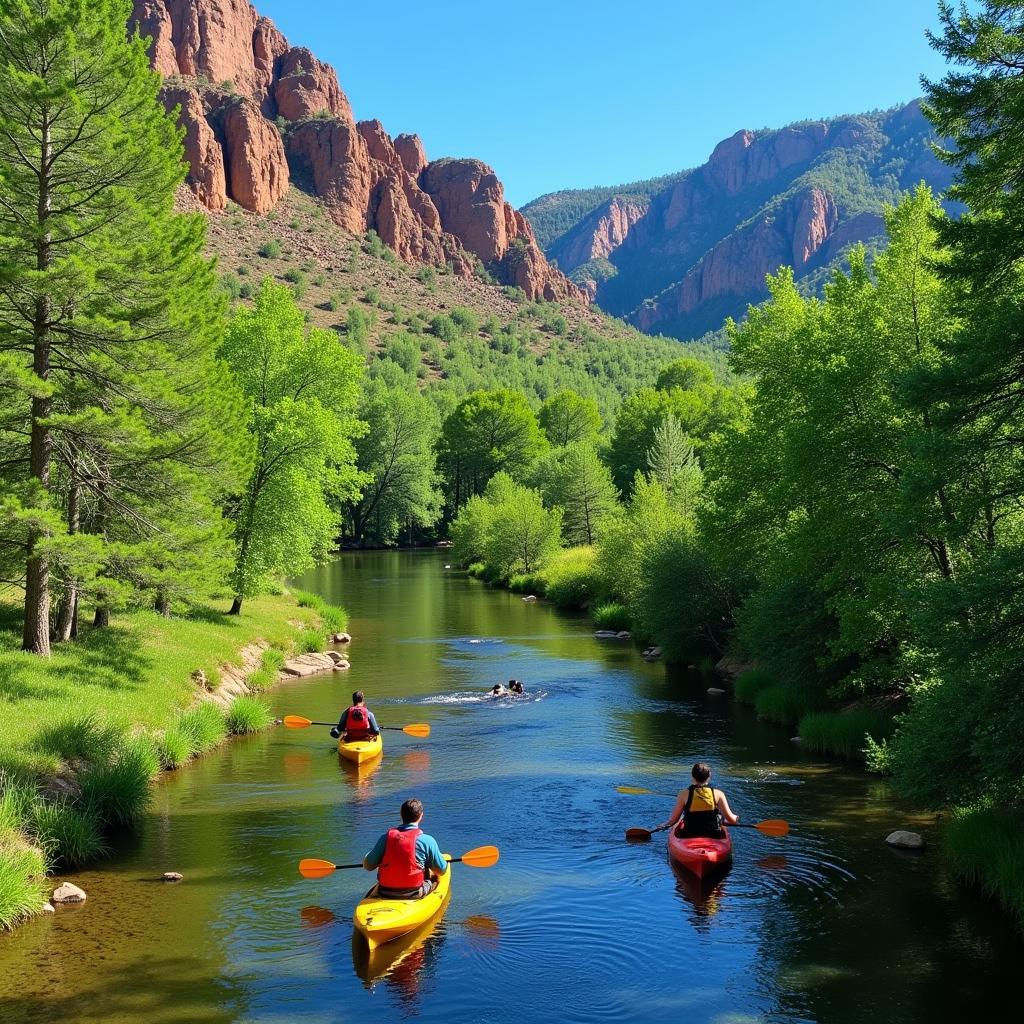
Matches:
[667,826,732,879]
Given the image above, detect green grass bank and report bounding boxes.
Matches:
[0,589,343,930]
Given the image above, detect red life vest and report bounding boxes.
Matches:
[378,827,424,890]
[344,704,373,740]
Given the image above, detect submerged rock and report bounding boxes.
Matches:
[522,595,538,603]
[332,632,352,644]
[616,631,632,640]
[594,631,618,639]
[886,830,924,850]
[42,903,55,914]
[642,646,663,660]
[52,882,87,904]
[162,872,184,882]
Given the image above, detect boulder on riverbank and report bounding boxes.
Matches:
[52,883,86,904]
[281,652,338,677]
[331,632,352,644]
[886,830,924,850]
[642,646,663,660]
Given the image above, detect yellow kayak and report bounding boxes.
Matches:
[353,858,452,951]
[351,901,447,985]
[338,733,383,765]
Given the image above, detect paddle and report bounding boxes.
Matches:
[617,786,789,839]
[624,820,789,840]
[283,715,430,737]
[299,845,500,879]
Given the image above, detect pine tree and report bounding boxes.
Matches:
[0,0,231,652]
[646,414,703,516]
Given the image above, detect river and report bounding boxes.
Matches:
[0,550,1019,1023]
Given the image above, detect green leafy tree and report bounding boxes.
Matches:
[646,414,703,517]
[538,390,601,447]
[220,281,365,613]
[656,357,716,392]
[484,478,562,577]
[346,371,442,544]
[437,389,546,508]
[0,0,232,653]
[544,443,619,546]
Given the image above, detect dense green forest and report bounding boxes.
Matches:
[1,0,1023,932]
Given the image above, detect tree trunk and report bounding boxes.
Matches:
[93,604,109,629]
[55,468,81,643]
[229,596,243,615]
[155,591,170,617]
[23,112,54,655]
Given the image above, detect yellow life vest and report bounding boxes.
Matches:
[686,784,716,813]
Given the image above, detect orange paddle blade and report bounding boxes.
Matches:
[299,858,337,879]
[403,723,431,737]
[755,819,790,837]
[625,827,654,841]
[283,715,314,729]
[458,845,500,868]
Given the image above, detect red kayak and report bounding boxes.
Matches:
[667,826,732,879]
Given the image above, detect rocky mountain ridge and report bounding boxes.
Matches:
[524,102,955,338]
[130,0,579,302]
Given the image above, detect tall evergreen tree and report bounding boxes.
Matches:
[0,0,230,653]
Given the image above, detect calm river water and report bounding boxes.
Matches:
[0,550,1019,1023]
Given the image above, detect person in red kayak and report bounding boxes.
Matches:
[363,798,449,898]
[330,690,380,742]
[659,762,739,838]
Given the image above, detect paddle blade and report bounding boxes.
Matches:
[459,845,500,868]
[403,723,431,737]
[625,827,654,842]
[283,716,314,730]
[754,819,790,838]
[299,858,337,879]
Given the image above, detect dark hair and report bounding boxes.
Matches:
[692,762,711,783]
[401,798,424,824]
[353,691,364,704]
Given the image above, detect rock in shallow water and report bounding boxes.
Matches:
[162,872,184,882]
[52,882,86,903]
[707,687,726,696]
[886,830,924,850]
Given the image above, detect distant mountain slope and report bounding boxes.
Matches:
[522,172,688,250]
[522,102,955,339]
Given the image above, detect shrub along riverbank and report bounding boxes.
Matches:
[0,590,345,930]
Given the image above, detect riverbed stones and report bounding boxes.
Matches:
[281,652,337,676]
[162,872,184,882]
[886,830,924,850]
[42,903,55,914]
[52,882,87,903]
[331,632,352,644]
[325,651,351,670]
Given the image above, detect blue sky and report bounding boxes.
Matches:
[256,0,951,207]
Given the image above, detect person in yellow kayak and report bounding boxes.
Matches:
[659,762,740,838]
[330,690,380,742]
[363,798,449,898]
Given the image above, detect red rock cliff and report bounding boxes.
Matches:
[130,0,580,302]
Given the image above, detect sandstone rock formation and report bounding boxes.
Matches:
[130,0,578,301]
[526,102,955,336]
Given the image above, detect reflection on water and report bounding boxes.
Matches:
[0,551,1020,1024]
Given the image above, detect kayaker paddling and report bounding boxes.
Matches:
[363,798,449,899]
[331,690,380,742]
[659,763,739,838]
